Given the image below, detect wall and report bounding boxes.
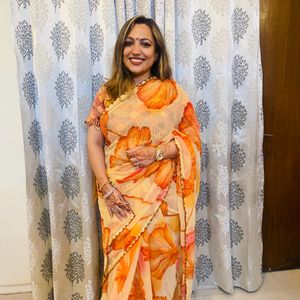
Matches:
[0,0,31,294]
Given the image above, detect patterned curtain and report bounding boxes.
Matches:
[10,0,263,299]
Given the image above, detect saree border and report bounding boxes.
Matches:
[173,137,188,299]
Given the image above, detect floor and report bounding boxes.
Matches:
[0,269,299,300]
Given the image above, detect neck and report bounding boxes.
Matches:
[133,73,152,85]
[135,76,156,88]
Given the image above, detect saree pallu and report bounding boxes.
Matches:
[86,78,201,300]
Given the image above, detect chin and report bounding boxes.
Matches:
[131,71,147,77]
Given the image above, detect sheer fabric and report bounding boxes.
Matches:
[86,78,201,299]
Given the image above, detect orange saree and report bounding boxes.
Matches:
[86,78,201,300]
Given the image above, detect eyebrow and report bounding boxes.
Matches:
[126,37,153,44]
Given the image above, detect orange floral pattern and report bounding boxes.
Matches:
[173,130,197,197]
[178,102,201,152]
[111,223,141,251]
[128,263,146,300]
[137,79,178,109]
[110,126,151,167]
[114,242,140,293]
[149,224,179,279]
[185,231,195,279]
[111,126,175,190]
[115,255,130,292]
[101,219,111,255]
[85,79,201,299]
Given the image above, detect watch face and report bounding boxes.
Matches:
[155,148,163,161]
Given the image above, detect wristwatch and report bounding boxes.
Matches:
[154,146,164,161]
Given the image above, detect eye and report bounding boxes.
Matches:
[141,41,151,48]
[124,40,133,47]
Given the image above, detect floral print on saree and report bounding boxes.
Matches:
[86,78,201,299]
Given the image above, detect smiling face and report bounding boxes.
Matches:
[123,24,156,84]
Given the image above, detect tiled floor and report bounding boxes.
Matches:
[0,269,299,300]
[191,269,300,300]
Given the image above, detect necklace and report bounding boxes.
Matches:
[135,76,156,88]
[105,76,156,109]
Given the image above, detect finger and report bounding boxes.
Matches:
[117,205,127,217]
[115,213,124,220]
[130,157,137,163]
[114,190,127,202]
[135,162,144,169]
[117,201,127,208]
[115,208,126,220]
[112,203,124,215]
[126,149,136,156]
[120,206,128,217]
[115,196,131,211]
[118,202,131,212]
[113,191,131,211]
[110,207,119,218]
[121,199,130,208]
[129,154,138,160]
[126,147,142,156]
[126,152,133,158]
[110,193,122,205]
[125,206,132,213]
[127,145,140,152]
[108,207,113,217]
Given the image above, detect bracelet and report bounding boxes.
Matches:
[98,180,111,192]
[94,124,101,132]
[103,187,115,199]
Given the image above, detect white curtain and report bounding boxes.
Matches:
[10,0,263,299]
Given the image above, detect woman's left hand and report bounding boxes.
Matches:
[126,146,155,168]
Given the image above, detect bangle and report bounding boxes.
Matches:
[98,180,110,192]
[103,187,115,199]
[94,124,101,132]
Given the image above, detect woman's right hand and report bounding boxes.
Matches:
[102,184,132,220]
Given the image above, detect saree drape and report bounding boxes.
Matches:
[11,0,263,299]
[85,78,201,299]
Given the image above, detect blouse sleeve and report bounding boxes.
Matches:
[85,85,107,127]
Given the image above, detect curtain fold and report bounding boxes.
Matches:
[10,0,263,298]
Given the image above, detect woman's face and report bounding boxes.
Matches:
[123,24,156,84]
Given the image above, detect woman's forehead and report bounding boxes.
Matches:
[127,23,153,39]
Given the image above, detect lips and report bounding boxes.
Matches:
[129,57,145,65]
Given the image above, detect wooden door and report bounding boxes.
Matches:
[260,0,300,271]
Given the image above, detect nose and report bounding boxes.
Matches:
[131,43,141,55]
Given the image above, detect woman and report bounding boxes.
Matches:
[86,15,201,300]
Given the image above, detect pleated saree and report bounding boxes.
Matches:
[86,78,201,299]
